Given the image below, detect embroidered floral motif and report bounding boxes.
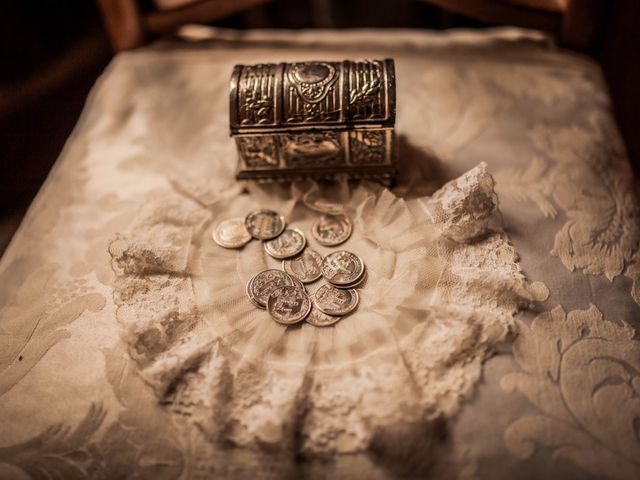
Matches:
[0,404,109,478]
[494,156,556,218]
[0,263,106,397]
[501,305,640,479]
[0,356,185,480]
[549,143,640,281]
[625,250,640,306]
[496,113,640,304]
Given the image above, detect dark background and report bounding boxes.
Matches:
[1,0,638,254]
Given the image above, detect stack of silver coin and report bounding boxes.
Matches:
[213,209,365,327]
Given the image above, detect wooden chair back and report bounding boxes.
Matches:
[98,0,604,53]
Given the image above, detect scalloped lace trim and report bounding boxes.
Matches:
[109,163,546,469]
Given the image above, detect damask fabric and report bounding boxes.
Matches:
[0,27,638,479]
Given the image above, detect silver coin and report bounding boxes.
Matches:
[213,217,252,248]
[313,284,359,316]
[311,214,352,246]
[246,276,265,308]
[247,288,264,309]
[263,228,306,259]
[245,209,286,240]
[282,248,323,283]
[321,250,365,286]
[305,307,342,327]
[247,269,295,308]
[267,286,312,325]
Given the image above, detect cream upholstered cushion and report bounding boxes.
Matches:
[0,28,638,479]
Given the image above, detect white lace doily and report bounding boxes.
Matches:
[109,163,546,475]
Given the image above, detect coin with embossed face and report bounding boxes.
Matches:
[321,250,365,286]
[245,210,286,240]
[263,228,306,259]
[305,307,342,327]
[213,217,252,248]
[311,214,352,246]
[267,285,312,324]
[313,284,359,315]
[247,269,295,308]
[283,248,323,283]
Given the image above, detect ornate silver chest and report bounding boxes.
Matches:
[230,59,397,183]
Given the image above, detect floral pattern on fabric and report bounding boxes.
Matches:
[501,305,640,479]
[0,263,106,397]
[533,115,640,282]
[0,350,185,480]
[495,112,640,304]
[493,156,556,219]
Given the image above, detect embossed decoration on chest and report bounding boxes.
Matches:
[230,59,397,184]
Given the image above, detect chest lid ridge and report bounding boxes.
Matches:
[230,59,396,135]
